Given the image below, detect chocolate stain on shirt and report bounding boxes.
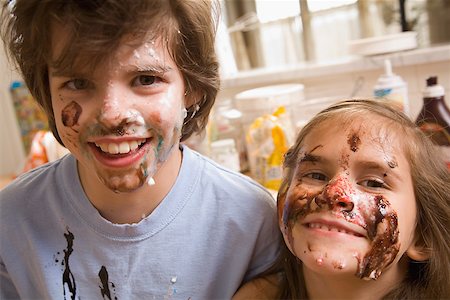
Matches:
[62,229,76,299]
[99,265,113,299]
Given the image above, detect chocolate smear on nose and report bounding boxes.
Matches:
[347,132,361,152]
[356,195,400,280]
[62,101,82,127]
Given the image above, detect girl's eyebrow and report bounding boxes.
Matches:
[299,154,322,163]
[357,161,402,181]
[297,153,333,166]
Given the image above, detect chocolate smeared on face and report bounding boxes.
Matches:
[61,101,82,127]
[281,172,400,280]
[356,195,399,280]
[347,131,361,152]
[387,159,398,169]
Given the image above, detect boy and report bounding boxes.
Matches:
[0,1,280,298]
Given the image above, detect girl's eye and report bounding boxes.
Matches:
[132,75,160,86]
[359,179,386,189]
[305,172,328,182]
[66,79,91,90]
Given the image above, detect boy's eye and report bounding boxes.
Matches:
[132,75,159,86]
[66,79,91,90]
[305,172,328,182]
[359,179,386,189]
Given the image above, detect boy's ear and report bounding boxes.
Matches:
[406,235,431,261]
[184,89,202,108]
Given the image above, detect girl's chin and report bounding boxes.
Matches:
[295,247,363,277]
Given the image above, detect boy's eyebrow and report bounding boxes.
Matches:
[50,64,173,77]
[132,64,173,74]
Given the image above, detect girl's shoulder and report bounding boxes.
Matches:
[233,274,280,300]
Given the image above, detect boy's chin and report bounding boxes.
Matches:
[98,172,151,193]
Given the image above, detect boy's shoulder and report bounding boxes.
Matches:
[185,146,275,204]
[0,154,73,206]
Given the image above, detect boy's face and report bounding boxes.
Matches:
[48,26,186,192]
[278,116,418,281]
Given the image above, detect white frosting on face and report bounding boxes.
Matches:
[49,30,187,193]
[278,117,416,283]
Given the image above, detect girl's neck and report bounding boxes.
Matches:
[303,258,408,300]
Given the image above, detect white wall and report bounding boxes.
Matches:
[0,45,25,176]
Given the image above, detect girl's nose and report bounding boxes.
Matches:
[315,175,355,212]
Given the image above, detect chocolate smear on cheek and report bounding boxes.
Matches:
[356,195,400,280]
[279,183,321,256]
[61,101,82,127]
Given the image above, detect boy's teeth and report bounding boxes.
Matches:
[95,139,144,154]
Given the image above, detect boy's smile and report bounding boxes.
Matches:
[278,117,418,281]
[49,25,186,193]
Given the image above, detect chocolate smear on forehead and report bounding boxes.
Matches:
[62,101,82,127]
[387,159,398,169]
[347,131,361,152]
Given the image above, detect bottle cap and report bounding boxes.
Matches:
[423,76,445,98]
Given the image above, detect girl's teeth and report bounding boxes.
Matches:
[308,222,357,236]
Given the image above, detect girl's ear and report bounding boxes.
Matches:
[406,234,431,261]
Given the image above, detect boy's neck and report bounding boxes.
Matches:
[303,258,408,300]
[78,146,183,224]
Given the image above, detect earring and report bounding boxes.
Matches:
[190,104,200,119]
[183,103,200,125]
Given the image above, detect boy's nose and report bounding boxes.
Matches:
[97,89,128,128]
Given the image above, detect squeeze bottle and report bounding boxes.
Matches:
[373,59,409,115]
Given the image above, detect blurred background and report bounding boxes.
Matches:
[1,0,449,189]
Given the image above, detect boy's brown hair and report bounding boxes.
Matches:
[276,99,450,299]
[1,0,220,145]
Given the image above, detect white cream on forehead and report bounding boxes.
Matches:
[143,42,160,61]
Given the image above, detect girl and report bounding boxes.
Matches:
[235,99,450,299]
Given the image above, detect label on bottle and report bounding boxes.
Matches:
[419,122,450,169]
[374,87,408,114]
[436,145,450,170]
[419,122,450,146]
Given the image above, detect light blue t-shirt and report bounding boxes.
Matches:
[0,146,280,299]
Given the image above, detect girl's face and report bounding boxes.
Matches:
[49,26,186,192]
[278,117,418,280]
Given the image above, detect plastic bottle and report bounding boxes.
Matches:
[415,76,450,170]
[209,139,241,172]
[373,59,409,115]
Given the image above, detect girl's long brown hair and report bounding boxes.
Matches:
[268,99,450,299]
